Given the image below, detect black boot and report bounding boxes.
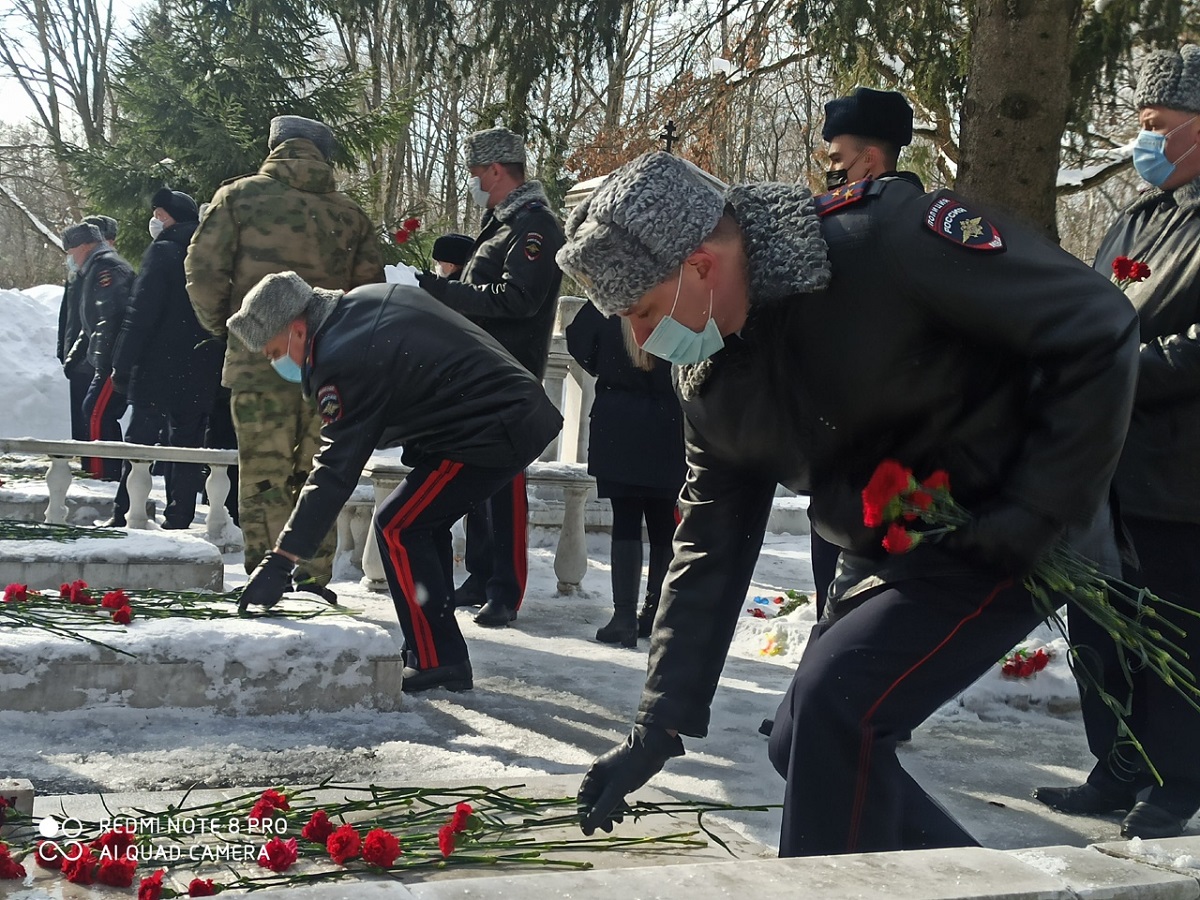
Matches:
[597,539,640,648]
[637,542,671,638]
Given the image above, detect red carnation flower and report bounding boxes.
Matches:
[101,589,130,609]
[403,217,421,232]
[1131,261,1151,281]
[3,583,29,603]
[258,788,290,811]
[35,840,62,868]
[97,855,138,887]
[138,869,165,900]
[450,802,473,833]
[438,824,456,858]
[1112,255,1134,281]
[921,470,951,494]
[0,852,26,880]
[301,809,334,843]
[862,459,914,527]
[112,605,133,624]
[362,828,402,867]
[257,836,298,873]
[747,607,767,619]
[92,826,136,858]
[326,823,361,865]
[62,846,98,884]
[394,228,410,245]
[61,579,94,605]
[882,523,916,555]
[189,877,217,896]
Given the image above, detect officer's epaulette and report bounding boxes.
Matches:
[814,180,871,217]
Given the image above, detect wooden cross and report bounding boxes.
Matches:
[660,120,678,154]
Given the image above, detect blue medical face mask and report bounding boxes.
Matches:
[639,266,725,366]
[271,332,304,383]
[1133,116,1198,187]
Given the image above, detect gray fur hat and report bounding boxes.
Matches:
[83,215,118,241]
[465,127,526,168]
[228,271,340,350]
[61,222,104,250]
[556,151,724,315]
[1135,45,1200,112]
[268,115,336,160]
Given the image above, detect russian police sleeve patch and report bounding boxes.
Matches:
[317,384,343,424]
[925,196,1005,251]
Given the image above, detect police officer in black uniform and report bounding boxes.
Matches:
[417,127,565,629]
[232,272,562,693]
[556,151,1139,857]
[61,221,135,487]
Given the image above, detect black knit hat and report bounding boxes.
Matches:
[152,187,200,223]
[432,233,475,267]
[83,215,118,241]
[822,87,914,148]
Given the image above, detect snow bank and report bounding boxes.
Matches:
[0,284,71,439]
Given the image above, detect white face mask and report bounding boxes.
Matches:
[148,217,164,239]
[468,175,491,208]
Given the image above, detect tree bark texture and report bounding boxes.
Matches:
[957,0,1080,239]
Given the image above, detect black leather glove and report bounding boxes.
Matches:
[416,269,445,299]
[577,725,684,835]
[946,501,1063,577]
[237,552,294,613]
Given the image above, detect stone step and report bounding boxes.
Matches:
[0,530,223,593]
[0,599,404,714]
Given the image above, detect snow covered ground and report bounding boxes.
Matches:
[2,283,1195,857]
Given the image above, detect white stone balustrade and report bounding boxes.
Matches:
[0,438,237,546]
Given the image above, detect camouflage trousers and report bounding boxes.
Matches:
[231,387,336,582]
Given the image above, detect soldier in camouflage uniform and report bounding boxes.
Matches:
[186,115,384,595]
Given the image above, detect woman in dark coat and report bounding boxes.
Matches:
[566,301,685,646]
[111,188,223,527]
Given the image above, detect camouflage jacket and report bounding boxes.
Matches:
[185,139,385,392]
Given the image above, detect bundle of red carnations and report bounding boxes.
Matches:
[2,580,350,655]
[1000,646,1051,678]
[862,459,1200,779]
[1110,255,1151,290]
[0,783,769,894]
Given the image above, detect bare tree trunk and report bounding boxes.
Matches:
[956,0,1081,238]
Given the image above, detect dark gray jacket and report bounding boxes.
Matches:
[1093,185,1200,523]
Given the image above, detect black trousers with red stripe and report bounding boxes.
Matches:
[81,371,126,481]
[374,459,522,670]
[461,471,529,610]
[767,574,1044,856]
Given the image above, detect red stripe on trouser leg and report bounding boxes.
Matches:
[845,578,1012,853]
[89,376,114,443]
[381,460,463,669]
[673,503,682,525]
[511,471,528,610]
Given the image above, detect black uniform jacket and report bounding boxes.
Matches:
[637,177,1140,738]
[276,284,564,560]
[112,221,223,408]
[1093,186,1200,524]
[423,181,564,378]
[67,247,135,375]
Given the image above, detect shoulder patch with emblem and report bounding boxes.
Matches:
[814,180,870,217]
[524,231,544,261]
[97,269,112,288]
[924,196,1005,252]
[317,384,343,424]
